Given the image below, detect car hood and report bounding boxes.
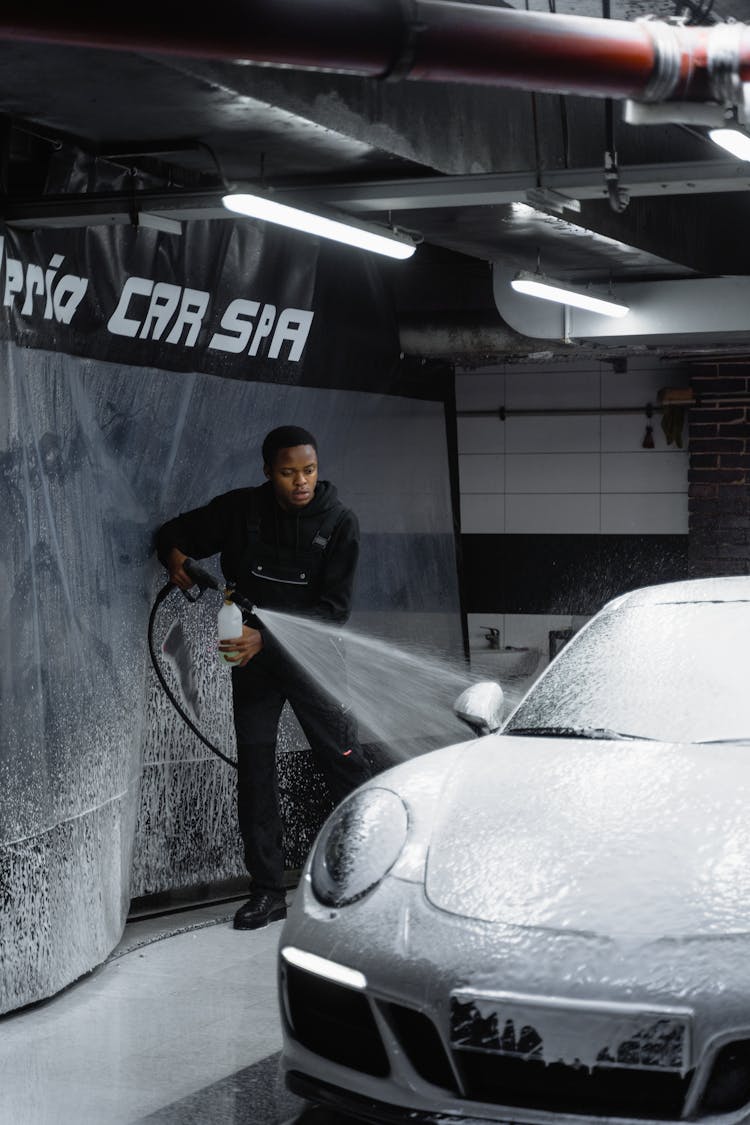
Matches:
[424,734,750,942]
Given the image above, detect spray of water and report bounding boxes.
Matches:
[254,608,517,761]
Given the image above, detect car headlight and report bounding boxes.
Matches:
[310,787,409,907]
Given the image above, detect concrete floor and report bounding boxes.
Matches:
[0,895,350,1125]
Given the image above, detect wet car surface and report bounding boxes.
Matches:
[277,577,750,1124]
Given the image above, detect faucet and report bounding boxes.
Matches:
[480,626,501,650]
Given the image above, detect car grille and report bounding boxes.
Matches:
[381,1001,460,1093]
[282,963,389,1077]
[386,999,697,1120]
[385,998,693,1118]
[449,990,697,1119]
[698,1040,750,1115]
[453,1050,693,1119]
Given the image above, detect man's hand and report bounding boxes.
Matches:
[219,625,264,666]
[166,547,194,591]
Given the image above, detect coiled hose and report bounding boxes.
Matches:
[147,581,238,769]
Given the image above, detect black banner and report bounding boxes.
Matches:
[0,218,408,392]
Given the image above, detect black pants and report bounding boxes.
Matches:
[231,640,371,893]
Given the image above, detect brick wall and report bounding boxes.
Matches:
[689,366,750,577]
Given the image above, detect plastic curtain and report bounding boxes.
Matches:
[0,344,461,1011]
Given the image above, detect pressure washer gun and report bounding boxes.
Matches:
[182,558,260,625]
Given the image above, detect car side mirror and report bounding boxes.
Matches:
[454,681,504,736]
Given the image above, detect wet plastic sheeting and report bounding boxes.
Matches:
[0,345,145,1013]
[0,343,460,1012]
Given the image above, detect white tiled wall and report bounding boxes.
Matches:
[458,357,689,537]
[457,356,690,691]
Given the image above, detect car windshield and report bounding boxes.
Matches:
[505,600,750,745]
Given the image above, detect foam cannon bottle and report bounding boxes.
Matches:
[217,590,243,664]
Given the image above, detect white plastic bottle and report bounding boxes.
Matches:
[217,597,243,664]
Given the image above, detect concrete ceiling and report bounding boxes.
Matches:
[0,0,749,359]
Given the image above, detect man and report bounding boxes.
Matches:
[155,425,371,930]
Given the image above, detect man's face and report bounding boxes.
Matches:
[265,444,318,511]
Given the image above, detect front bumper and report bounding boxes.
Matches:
[287,1070,457,1124]
[278,874,750,1124]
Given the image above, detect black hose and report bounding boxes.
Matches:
[147,582,238,770]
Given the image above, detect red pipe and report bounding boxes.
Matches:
[0,0,744,105]
[412,2,709,100]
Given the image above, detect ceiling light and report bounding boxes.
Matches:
[511,270,629,317]
[221,192,416,259]
[708,127,750,161]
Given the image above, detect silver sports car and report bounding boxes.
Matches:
[278,576,750,1124]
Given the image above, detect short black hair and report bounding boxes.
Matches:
[262,425,318,468]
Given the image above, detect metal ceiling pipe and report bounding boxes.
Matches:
[0,0,747,106]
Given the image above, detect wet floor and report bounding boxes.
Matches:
[0,896,365,1125]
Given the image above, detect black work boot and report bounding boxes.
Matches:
[233,889,287,931]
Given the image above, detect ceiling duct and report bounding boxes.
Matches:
[493,264,750,347]
[398,312,578,360]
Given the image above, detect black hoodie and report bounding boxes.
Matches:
[154,480,359,623]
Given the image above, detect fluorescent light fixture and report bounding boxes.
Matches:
[511,270,629,317]
[281,946,367,990]
[222,192,416,259]
[708,127,750,161]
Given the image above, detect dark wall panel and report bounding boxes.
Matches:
[462,533,689,615]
